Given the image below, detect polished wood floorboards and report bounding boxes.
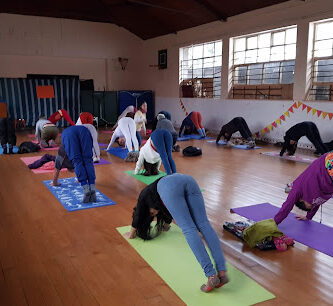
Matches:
[0,131,332,305]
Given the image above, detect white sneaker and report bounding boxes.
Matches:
[247,141,256,148]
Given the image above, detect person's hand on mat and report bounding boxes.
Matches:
[124,231,136,239]
[295,214,308,221]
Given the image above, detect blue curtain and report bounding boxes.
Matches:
[0,78,80,127]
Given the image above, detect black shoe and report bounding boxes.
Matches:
[8,147,13,154]
[2,147,7,154]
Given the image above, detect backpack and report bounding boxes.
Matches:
[18,141,41,154]
[182,146,202,157]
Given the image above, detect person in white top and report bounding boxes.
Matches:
[107,116,139,152]
[134,102,147,146]
[134,138,162,175]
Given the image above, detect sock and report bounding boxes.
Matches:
[202,128,206,137]
[197,129,204,137]
[89,184,97,202]
[82,184,91,203]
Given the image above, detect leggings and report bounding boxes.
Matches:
[190,112,204,130]
[157,174,226,277]
[62,126,95,186]
[233,117,253,139]
[305,124,327,154]
[150,129,176,175]
[28,154,55,169]
[119,117,139,152]
[0,118,16,148]
[48,109,75,126]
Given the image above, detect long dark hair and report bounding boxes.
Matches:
[133,204,168,240]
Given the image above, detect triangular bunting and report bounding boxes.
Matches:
[323,112,328,119]
[302,104,307,111]
[307,106,312,113]
[297,101,302,108]
[261,129,266,134]
[276,118,281,125]
[268,125,273,131]
[280,115,285,121]
[272,122,277,128]
[329,113,333,120]
[284,111,290,117]
[317,110,322,117]
[264,127,269,133]
[288,107,294,113]
[293,102,298,108]
[312,108,317,115]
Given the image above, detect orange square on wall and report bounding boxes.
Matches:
[36,85,55,99]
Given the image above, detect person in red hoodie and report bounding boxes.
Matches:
[48,109,75,126]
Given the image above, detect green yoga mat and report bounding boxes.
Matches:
[125,170,166,185]
[117,224,275,306]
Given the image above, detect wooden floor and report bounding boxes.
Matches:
[1,130,333,306]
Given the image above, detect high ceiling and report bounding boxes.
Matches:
[1,0,292,40]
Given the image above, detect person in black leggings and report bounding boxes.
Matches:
[280,121,328,156]
[216,117,255,148]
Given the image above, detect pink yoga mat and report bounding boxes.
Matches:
[31,140,59,151]
[21,156,111,174]
[231,203,333,257]
[261,151,317,164]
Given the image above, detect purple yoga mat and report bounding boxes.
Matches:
[94,158,111,165]
[231,203,333,257]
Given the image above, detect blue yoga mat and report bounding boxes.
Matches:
[231,203,333,257]
[207,140,262,150]
[43,177,116,212]
[0,144,19,154]
[178,134,212,141]
[105,147,129,159]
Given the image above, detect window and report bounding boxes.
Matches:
[231,26,297,99]
[179,40,222,98]
[309,19,333,101]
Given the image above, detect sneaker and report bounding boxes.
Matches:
[89,190,97,202]
[2,146,7,154]
[200,275,220,293]
[173,144,180,152]
[8,147,13,154]
[246,140,256,149]
[215,274,229,288]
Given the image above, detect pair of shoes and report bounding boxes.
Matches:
[246,141,256,148]
[215,274,229,288]
[273,237,287,251]
[200,275,220,293]
[89,190,97,202]
[2,147,7,154]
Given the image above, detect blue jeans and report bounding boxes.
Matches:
[151,129,176,175]
[62,126,96,186]
[157,173,226,277]
[136,131,142,147]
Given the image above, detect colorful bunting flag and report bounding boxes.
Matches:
[323,112,328,119]
[329,113,333,120]
[297,101,302,108]
[317,110,322,117]
[312,108,317,115]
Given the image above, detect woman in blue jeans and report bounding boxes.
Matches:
[150,129,176,175]
[125,173,228,292]
[62,125,97,203]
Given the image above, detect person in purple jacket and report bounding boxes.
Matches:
[274,151,333,224]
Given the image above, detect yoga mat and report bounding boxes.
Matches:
[21,156,111,174]
[106,147,129,159]
[125,170,166,185]
[43,177,116,211]
[101,130,114,134]
[261,151,316,164]
[207,140,262,150]
[98,143,108,147]
[0,144,19,154]
[231,203,333,257]
[178,134,212,141]
[117,224,275,306]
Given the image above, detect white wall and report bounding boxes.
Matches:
[0,13,144,91]
[140,0,333,148]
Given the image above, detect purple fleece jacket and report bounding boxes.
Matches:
[274,153,333,224]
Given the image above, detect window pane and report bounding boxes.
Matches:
[183,47,192,60]
[285,28,297,44]
[215,41,222,56]
[193,68,202,78]
[235,66,247,84]
[193,45,203,59]
[281,60,295,84]
[203,67,214,78]
[316,22,333,40]
[258,33,270,48]
[245,49,257,63]
[193,59,202,69]
[234,51,245,65]
[248,64,263,84]
[285,44,296,60]
[214,55,222,67]
[273,31,285,46]
[264,62,280,84]
[271,46,284,61]
[247,36,258,49]
[313,85,331,100]
[315,59,333,82]
[204,43,214,58]
[203,57,214,68]
[314,40,333,58]
[257,48,270,62]
[235,38,246,51]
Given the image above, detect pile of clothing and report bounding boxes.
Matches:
[223,219,294,251]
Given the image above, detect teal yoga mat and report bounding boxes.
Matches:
[117,224,275,306]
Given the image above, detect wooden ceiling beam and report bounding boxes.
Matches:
[193,0,227,21]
